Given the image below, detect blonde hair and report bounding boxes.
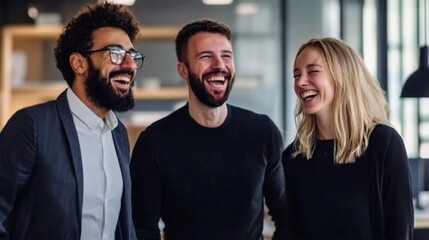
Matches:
[292,37,389,164]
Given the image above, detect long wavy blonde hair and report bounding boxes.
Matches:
[292,37,389,164]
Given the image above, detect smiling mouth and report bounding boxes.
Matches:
[206,75,226,87]
[111,75,134,93]
[301,90,318,101]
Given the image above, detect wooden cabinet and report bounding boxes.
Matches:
[0,25,188,132]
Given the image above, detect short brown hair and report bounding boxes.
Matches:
[175,19,231,63]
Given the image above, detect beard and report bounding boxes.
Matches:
[188,68,234,108]
[84,60,135,112]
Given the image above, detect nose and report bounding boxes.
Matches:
[211,55,226,71]
[295,74,308,87]
[121,53,138,70]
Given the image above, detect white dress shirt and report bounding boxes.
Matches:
[67,89,123,240]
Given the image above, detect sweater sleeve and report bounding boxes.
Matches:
[281,143,297,239]
[381,127,414,240]
[262,118,286,240]
[130,128,162,240]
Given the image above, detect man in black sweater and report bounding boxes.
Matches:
[130,19,286,240]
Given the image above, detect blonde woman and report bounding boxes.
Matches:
[282,37,413,239]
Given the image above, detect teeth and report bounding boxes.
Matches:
[301,90,318,99]
[207,76,225,82]
[111,76,131,83]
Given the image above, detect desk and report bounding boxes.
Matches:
[415,209,429,228]
[415,192,429,228]
[414,194,429,240]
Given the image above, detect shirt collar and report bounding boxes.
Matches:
[67,88,118,131]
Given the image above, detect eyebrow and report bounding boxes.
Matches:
[105,44,136,51]
[293,63,322,72]
[196,49,233,56]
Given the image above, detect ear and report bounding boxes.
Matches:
[177,62,189,80]
[70,53,87,75]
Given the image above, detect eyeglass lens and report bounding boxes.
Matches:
[109,48,144,69]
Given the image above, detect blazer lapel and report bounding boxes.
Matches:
[56,90,84,225]
[112,124,132,240]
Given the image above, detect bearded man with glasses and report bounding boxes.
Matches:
[0,2,142,240]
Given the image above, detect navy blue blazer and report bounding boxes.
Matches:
[0,90,136,240]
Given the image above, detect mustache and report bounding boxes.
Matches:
[109,69,135,78]
[202,69,230,79]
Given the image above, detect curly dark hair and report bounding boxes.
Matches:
[54,2,140,86]
[175,19,231,64]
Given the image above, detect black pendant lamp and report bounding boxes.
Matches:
[401,0,429,98]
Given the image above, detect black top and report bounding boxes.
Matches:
[130,104,285,240]
[282,124,414,240]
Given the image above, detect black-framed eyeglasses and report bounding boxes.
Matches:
[84,45,145,69]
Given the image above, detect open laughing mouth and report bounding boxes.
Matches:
[301,90,318,101]
[110,71,134,93]
[206,75,226,88]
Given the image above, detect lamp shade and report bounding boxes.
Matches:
[401,46,429,98]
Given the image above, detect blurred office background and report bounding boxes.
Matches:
[1,0,426,156]
[2,0,429,238]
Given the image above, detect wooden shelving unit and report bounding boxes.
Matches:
[0,24,187,128]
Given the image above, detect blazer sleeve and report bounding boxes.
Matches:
[0,109,37,237]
